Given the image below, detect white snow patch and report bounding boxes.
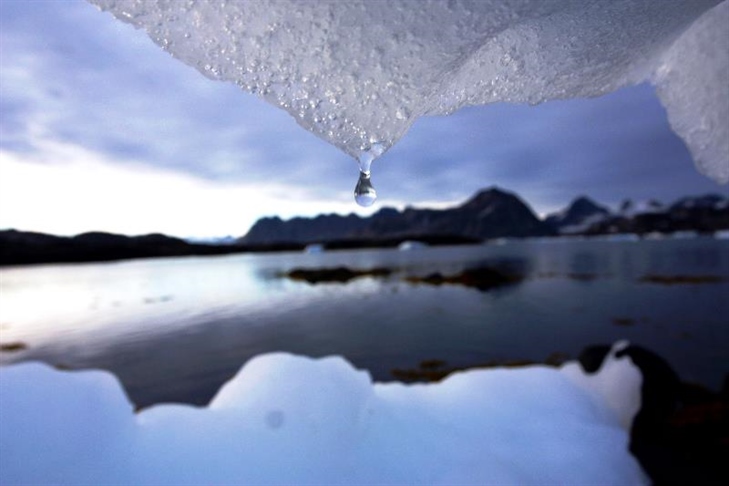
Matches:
[559,212,611,235]
[1,348,648,485]
[619,199,667,218]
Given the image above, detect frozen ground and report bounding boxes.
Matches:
[0,342,647,485]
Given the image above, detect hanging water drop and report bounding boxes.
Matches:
[353,142,384,207]
[354,170,376,207]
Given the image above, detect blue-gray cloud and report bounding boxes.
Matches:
[0,0,349,195]
[378,84,728,213]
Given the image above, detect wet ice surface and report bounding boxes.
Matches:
[89,0,728,182]
[0,344,648,485]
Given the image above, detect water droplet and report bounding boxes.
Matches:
[354,171,376,207]
[353,143,385,206]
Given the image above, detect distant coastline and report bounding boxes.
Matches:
[2,187,728,267]
[0,230,484,267]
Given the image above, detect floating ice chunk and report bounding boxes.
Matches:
[0,350,648,485]
[88,0,727,182]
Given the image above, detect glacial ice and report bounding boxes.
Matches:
[0,344,647,485]
[88,0,728,182]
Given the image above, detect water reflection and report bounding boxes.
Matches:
[1,239,728,407]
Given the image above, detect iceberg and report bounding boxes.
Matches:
[87,0,728,182]
[0,343,648,485]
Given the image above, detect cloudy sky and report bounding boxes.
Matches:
[1,1,726,239]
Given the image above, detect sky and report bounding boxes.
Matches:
[1,0,726,239]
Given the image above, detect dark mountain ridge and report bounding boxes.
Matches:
[242,187,552,244]
[584,194,729,236]
[243,213,370,245]
[0,230,255,267]
[243,190,729,244]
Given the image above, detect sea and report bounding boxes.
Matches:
[1,237,727,408]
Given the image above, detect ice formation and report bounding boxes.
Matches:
[87,0,729,183]
[0,343,647,485]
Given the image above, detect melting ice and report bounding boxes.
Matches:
[89,0,729,185]
[0,343,648,485]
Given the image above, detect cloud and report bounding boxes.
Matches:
[0,137,372,238]
[380,84,728,214]
[0,1,350,191]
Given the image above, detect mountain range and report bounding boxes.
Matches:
[241,187,729,245]
[242,188,551,245]
[2,187,728,266]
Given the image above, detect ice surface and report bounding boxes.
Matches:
[0,344,648,485]
[654,0,729,183]
[88,0,728,182]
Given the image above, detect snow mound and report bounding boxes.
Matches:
[0,344,647,485]
[87,0,728,182]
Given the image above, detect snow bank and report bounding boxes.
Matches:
[0,343,648,485]
[88,0,728,182]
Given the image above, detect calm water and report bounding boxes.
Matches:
[1,238,728,407]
